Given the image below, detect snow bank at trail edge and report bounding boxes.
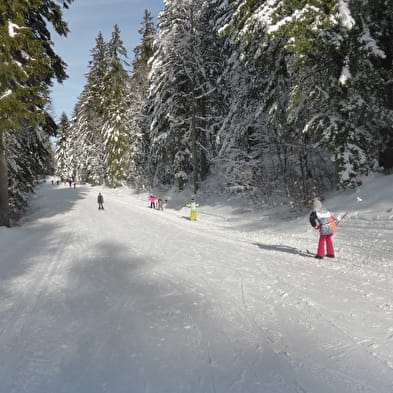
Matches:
[139,172,393,234]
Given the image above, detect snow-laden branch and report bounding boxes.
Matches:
[1,89,12,100]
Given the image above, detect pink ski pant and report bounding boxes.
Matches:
[317,234,334,257]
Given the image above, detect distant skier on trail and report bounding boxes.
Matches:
[186,198,199,221]
[97,192,104,210]
[157,196,164,210]
[309,198,337,259]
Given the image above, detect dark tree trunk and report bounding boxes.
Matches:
[0,133,10,227]
[191,91,198,195]
[199,98,209,181]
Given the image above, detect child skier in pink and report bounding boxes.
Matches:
[149,195,156,209]
[309,198,337,259]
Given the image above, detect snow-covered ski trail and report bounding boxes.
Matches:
[0,181,392,393]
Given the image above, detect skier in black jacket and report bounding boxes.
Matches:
[97,193,104,210]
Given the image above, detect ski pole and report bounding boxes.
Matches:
[336,196,362,225]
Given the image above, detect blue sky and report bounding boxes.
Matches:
[50,0,164,121]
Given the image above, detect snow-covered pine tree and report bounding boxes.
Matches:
[127,10,157,189]
[70,32,108,185]
[101,25,131,188]
[0,0,73,226]
[148,0,197,190]
[147,0,226,193]
[8,122,53,214]
[133,10,156,71]
[54,112,72,181]
[345,0,393,176]
[193,0,228,185]
[268,0,393,187]
[215,0,297,205]
[215,2,265,199]
[217,0,393,205]
[72,96,106,185]
[261,3,337,203]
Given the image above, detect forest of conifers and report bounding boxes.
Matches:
[1,1,392,226]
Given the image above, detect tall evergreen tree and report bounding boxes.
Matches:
[0,0,73,226]
[128,10,157,189]
[217,0,308,203]
[218,0,392,203]
[102,25,131,187]
[147,0,226,193]
[133,10,156,73]
[8,122,53,213]
[71,32,108,184]
[54,112,72,181]
[267,0,393,186]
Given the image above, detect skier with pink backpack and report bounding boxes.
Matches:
[309,198,337,259]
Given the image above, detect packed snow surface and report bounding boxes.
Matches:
[1,174,393,393]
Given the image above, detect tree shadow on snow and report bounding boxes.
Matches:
[253,242,312,258]
[0,222,65,292]
[0,237,389,393]
[20,182,89,223]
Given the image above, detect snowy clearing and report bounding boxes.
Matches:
[0,175,393,393]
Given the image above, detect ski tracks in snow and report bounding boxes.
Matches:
[0,220,81,392]
[1,183,393,393]
[259,254,393,393]
[151,202,393,392]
